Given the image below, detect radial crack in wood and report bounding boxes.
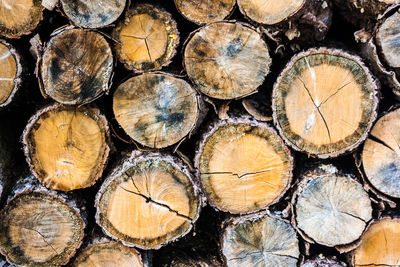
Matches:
[40,28,113,105]
[0,190,85,266]
[184,21,271,100]
[237,0,306,25]
[0,0,42,38]
[22,104,110,191]
[352,218,400,267]
[195,118,293,214]
[293,165,372,247]
[0,40,22,108]
[113,4,179,72]
[72,240,145,267]
[221,213,300,267]
[362,108,400,199]
[272,47,378,158]
[174,0,235,25]
[95,152,201,250]
[61,0,126,28]
[113,73,199,148]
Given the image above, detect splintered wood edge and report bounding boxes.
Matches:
[113,4,179,72]
[183,20,271,100]
[194,116,294,215]
[0,1,43,39]
[237,0,307,25]
[0,176,86,265]
[173,0,236,25]
[72,239,145,266]
[290,165,372,253]
[0,39,23,108]
[220,211,298,265]
[39,27,114,105]
[95,151,202,250]
[21,103,111,191]
[272,47,379,159]
[300,255,346,266]
[348,216,400,266]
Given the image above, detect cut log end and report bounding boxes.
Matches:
[174,0,235,25]
[362,108,400,199]
[61,0,126,28]
[184,21,271,100]
[0,191,85,266]
[72,241,145,267]
[238,0,306,25]
[273,47,378,158]
[0,0,42,38]
[376,11,400,70]
[113,73,199,148]
[195,118,293,214]
[41,28,113,105]
[95,153,201,250]
[0,40,22,108]
[293,165,372,248]
[23,104,110,191]
[352,218,400,266]
[221,213,300,267]
[114,4,179,72]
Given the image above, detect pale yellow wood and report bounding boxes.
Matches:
[174,0,235,24]
[73,241,144,267]
[0,43,17,104]
[25,106,109,191]
[354,218,400,266]
[238,0,305,24]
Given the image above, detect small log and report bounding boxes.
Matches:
[238,0,332,50]
[301,255,346,266]
[0,0,42,39]
[174,0,235,25]
[242,92,273,121]
[272,47,379,158]
[72,239,145,267]
[0,176,85,266]
[351,217,400,266]
[95,151,201,250]
[195,118,293,214]
[113,4,179,72]
[40,28,113,105]
[22,103,110,191]
[0,40,22,108]
[60,0,127,28]
[184,21,271,100]
[113,72,200,149]
[376,10,400,70]
[292,165,372,249]
[362,108,400,199]
[221,212,300,266]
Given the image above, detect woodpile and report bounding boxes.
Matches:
[2,0,400,266]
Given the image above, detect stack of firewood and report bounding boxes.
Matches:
[0,0,400,266]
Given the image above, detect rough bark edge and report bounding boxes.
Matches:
[272,47,380,159]
[220,210,300,267]
[242,98,272,121]
[182,20,271,100]
[58,0,129,29]
[0,176,86,266]
[21,103,111,192]
[348,216,400,266]
[237,0,307,26]
[0,1,44,39]
[290,164,373,253]
[72,239,145,267]
[38,27,114,105]
[113,71,205,150]
[194,116,294,215]
[300,254,347,266]
[95,151,203,250]
[173,0,236,25]
[113,4,179,73]
[0,40,23,108]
